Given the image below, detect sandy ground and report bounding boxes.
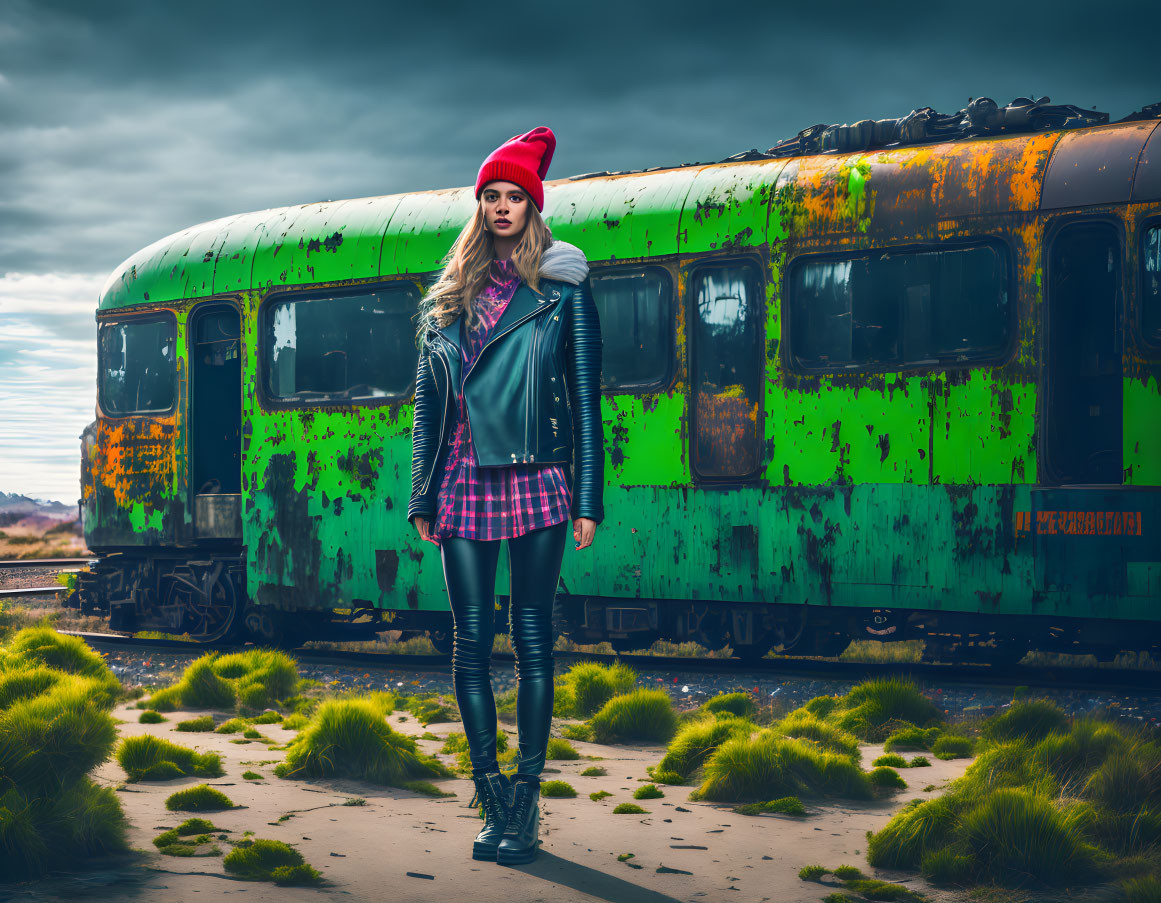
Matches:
[5,703,978,903]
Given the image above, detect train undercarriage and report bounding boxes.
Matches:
[61,551,1161,664]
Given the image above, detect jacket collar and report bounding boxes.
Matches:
[435,280,559,357]
[426,240,588,356]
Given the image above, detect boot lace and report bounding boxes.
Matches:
[470,778,506,823]
[504,783,535,833]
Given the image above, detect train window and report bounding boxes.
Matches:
[690,261,763,479]
[263,283,419,404]
[789,243,1011,371]
[590,266,672,390]
[1143,225,1161,348]
[98,316,176,415]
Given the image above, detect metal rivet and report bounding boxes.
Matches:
[554,396,560,402]
[550,376,556,381]
[553,315,558,320]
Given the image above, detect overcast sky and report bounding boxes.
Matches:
[1,0,1157,502]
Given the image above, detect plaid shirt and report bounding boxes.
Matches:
[426,258,572,546]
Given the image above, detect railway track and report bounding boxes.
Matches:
[0,586,67,598]
[0,558,88,597]
[0,558,91,568]
[14,559,1158,697]
[58,630,1161,696]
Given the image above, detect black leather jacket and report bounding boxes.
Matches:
[407,270,604,527]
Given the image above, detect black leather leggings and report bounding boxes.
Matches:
[440,519,569,780]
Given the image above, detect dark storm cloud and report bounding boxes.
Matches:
[1,0,1158,276]
[0,0,1158,500]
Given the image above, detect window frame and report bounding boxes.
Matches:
[782,237,1017,375]
[257,280,422,411]
[1137,215,1161,355]
[588,262,676,394]
[96,310,178,419]
[686,255,767,484]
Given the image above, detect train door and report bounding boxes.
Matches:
[689,260,764,480]
[190,304,242,539]
[1043,223,1123,485]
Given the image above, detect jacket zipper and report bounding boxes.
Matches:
[531,318,542,461]
[419,341,453,496]
[523,319,541,463]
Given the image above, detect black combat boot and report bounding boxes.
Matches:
[496,776,541,864]
[469,771,513,861]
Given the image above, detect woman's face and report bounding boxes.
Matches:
[481,181,529,239]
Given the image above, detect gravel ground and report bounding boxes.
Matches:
[99,646,1161,725]
[0,563,80,591]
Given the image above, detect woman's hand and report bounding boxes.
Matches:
[413,516,432,542]
[573,517,597,550]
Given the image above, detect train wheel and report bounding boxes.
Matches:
[427,626,454,656]
[164,562,243,644]
[242,604,306,649]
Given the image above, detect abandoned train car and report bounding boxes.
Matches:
[72,103,1161,661]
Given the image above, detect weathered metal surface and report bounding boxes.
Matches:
[87,119,1161,624]
[1131,122,1161,202]
[82,414,181,547]
[539,169,704,261]
[1041,121,1159,209]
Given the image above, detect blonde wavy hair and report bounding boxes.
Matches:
[414,195,553,347]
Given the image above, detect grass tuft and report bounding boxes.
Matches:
[777,711,861,759]
[868,766,907,789]
[546,737,580,760]
[148,649,299,713]
[865,709,1153,889]
[692,729,877,803]
[931,734,973,760]
[440,729,515,774]
[274,698,451,787]
[588,688,678,744]
[982,699,1070,745]
[223,838,322,885]
[550,661,633,719]
[165,784,236,811]
[656,713,755,781]
[0,627,130,880]
[831,677,944,742]
[613,802,648,814]
[699,692,755,720]
[736,796,807,816]
[175,715,215,732]
[116,734,223,782]
[540,780,577,798]
[883,725,942,753]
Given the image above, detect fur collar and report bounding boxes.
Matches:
[538,239,589,285]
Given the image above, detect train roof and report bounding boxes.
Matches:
[98,103,1161,312]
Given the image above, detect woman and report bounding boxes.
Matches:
[407,126,604,865]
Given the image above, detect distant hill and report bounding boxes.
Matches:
[0,492,77,527]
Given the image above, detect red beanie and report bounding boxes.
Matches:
[475,126,556,211]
